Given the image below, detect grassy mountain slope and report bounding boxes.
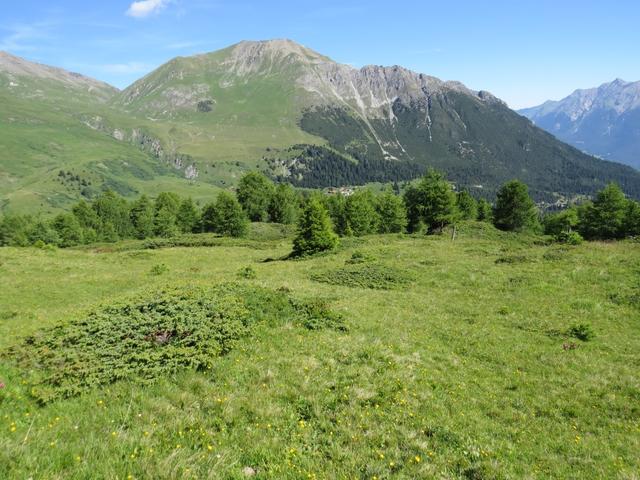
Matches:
[1,226,639,477]
[0,53,223,214]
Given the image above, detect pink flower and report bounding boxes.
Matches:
[0,382,5,389]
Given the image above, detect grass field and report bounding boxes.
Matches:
[1,222,639,479]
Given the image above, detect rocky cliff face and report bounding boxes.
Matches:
[519,79,640,168]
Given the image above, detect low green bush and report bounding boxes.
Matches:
[567,323,595,342]
[556,231,584,245]
[149,263,169,275]
[346,250,376,264]
[4,284,345,403]
[311,263,413,290]
[237,265,257,279]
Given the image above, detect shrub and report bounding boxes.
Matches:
[149,263,169,275]
[4,284,345,403]
[237,265,257,279]
[556,231,583,245]
[293,299,347,331]
[567,323,595,342]
[346,250,376,264]
[311,263,413,290]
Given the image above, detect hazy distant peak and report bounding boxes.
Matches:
[519,78,640,168]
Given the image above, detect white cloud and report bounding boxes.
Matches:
[126,0,170,18]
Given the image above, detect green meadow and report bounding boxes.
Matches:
[1,223,639,479]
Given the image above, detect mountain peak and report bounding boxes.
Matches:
[226,38,332,67]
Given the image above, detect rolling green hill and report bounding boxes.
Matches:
[3,41,640,214]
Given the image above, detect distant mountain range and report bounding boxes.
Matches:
[2,40,640,213]
[519,79,640,169]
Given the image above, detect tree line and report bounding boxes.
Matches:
[0,172,299,248]
[1,170,639,251]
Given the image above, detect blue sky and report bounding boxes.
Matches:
[2,0,639,109]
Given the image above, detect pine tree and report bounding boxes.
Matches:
[578,183,628,239]
[200,202,218,233]
[404,170,458,233]
[292,197,339,257]
[345,189,380,236]
[236,172,275,222]
[92,190,131,240]
[457,190,478,220]
[130,195,155,239]
[176,197,200,233]
[268,183,299,224]
[72,201,100,231]
[624,200,640,237]
[322,194,349,236]
[154,207,179,238]
[52,214,83,247]
[376,188,407,233]
[477,199,493,222]
[493,180,540,232]
[213,192,249,237]
[154,192,181,217]
[403,185,425,233]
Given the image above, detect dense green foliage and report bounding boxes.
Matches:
[268,144,424,188]
[292,197,339,257]
[236,172,276,222]
[375,189,408,233]
[578,183,630,240]
[206,192,249,238]
[543,208,579,236]
[2,170,640,249]
[477,198,493,222]
[404,170,459,233]
[345,190,380,236]
[457,191,478,220]
[493,180,540,232]
[268,183,300,224]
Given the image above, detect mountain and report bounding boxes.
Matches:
[3,41,640,213]
[519,79,640,169]
[111,40,640,200]
[0,51,117,103]
[0,51,216,214]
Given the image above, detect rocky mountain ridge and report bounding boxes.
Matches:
[519,79,640,168]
